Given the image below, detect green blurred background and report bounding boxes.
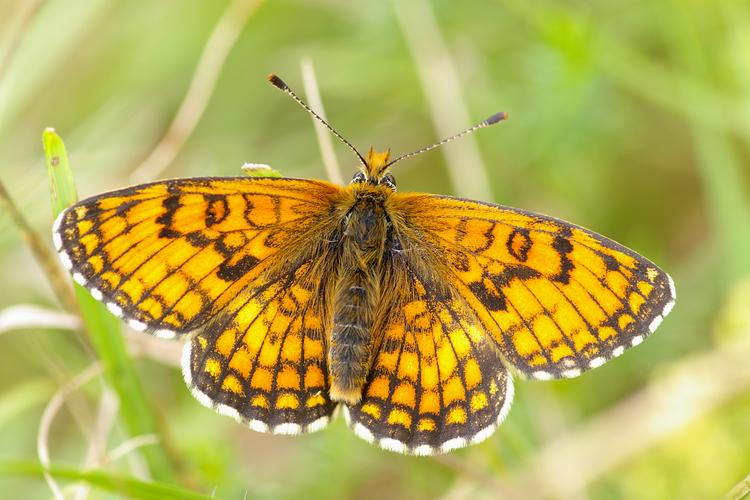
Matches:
[1,0,750,498]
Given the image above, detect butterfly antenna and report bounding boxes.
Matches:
[382,112,509,172]
[267,74,368,169]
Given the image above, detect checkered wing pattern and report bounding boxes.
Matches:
[184,258,338,434]
[391,193,675,381]
[344,263,513,455]
[53,177,342,338]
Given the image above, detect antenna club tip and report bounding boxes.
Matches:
[267,74,288,90]
[485,111,509,125]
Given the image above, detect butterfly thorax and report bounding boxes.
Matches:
[328,186,392,404]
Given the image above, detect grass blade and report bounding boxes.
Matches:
[43,128,78,217]
[0,460,212,500]
[43,129,177,482]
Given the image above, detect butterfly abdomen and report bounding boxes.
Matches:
[329,196,389,404]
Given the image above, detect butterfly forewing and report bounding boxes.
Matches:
[53,177,343,337]
[391,193,675,381]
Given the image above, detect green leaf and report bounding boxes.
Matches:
[241,162,283,177]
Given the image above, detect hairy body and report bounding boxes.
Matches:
[329,186,391,403]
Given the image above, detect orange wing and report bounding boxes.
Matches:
[390,193,675,381]
[184,256,338,433]
[53,177,342,338]
[344,261,513,455]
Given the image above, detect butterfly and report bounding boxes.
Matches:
[53,74,675,455]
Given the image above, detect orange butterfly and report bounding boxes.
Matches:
[53,75,675,455]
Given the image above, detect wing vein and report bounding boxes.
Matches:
[423,215,642,273]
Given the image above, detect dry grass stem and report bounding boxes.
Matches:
[502,336,750,499]
[300,58,344,185]
[391,0,494,201]
[0,181,78,311]
[728,471,750,500]
[107,434,161,465]
[130,0,264,183]
[37,363,102,500]
[124,329,182,367]
[0,304,80,334]
[0,0,46,86]
[70,387,118,500]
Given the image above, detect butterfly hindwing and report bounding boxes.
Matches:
[344,261,513,455]
[184,257,338,433]
[53,176,343,338]
[391,193,675,381]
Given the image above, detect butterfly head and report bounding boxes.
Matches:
[348,148,397,189]
[348,148,393,186]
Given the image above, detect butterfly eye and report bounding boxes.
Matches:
[381,173,397,190]
[350,171,367,184]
